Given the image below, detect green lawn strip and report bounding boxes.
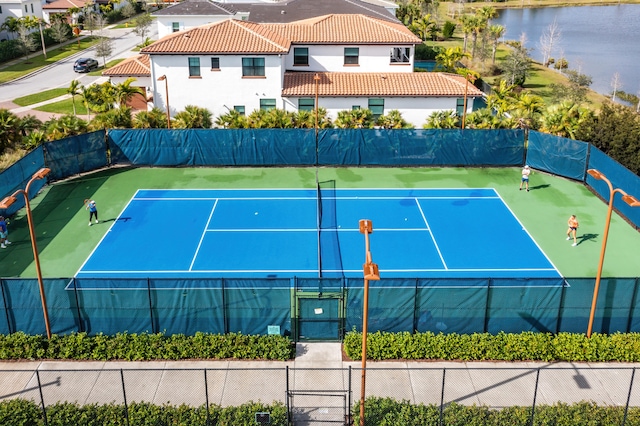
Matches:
[0,37,101,84]
[35,96,89,115]
[13,88,68,107]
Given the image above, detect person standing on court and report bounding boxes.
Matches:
[566,214,579,246]
[0,216,11,248]
[520,165,531,191]
[86,200,99,226]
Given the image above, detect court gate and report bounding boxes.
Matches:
[293,289,345,341]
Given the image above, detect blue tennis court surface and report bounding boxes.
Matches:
[75,188,560,280]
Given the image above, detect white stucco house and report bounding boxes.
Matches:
[134,13,481,128]
[0,0,43,41]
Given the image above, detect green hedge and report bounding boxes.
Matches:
[343,331,640,362]
[354,398,640,426]
[4,398,639,426]
[0,400,288,426]
[0,332,295,361]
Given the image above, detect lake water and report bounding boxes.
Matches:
[492,4,640,97]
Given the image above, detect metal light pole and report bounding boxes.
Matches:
[0,168,52,339]
[38,19,47,59]
[586,169,640,338]
[359,219,380,426]
[157,75,171,129]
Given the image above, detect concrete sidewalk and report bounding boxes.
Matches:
[1,343,639,411]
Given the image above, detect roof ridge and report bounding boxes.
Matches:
[229,19,290,51]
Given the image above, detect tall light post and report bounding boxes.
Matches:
[157,75,171,129]
[461,72,476,130]
[0,168,52,339]
[38,19,47,59]
[359,219,380,426]
[586,169,640,338]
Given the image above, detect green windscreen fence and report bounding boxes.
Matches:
[3,277,639,337]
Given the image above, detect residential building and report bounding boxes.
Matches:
[0,0,43,41]
[133,13,482,127]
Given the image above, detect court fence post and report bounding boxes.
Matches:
[121,369,130,426]
[529,368,541,426]
[555,279,568,334]
[622,367,636,426]
[0,279,13,334]
[438,368,446,426]
[204,369,211,426]
[483,279,492,333]
[71,278,84,333]
[146,278,156,334]
[36,370,49,426]
[626,278,640,333]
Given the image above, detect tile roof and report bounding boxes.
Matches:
[141,19,291,54]
[282,72,485,97]
[239,0,398,24]
[153,0,236,17]
[43,0,87,9]
[102,55,150,77]
[264,14,420,44]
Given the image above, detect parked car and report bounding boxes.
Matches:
[74,58,99,73]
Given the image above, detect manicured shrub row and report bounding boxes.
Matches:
[353,398,640,426]
[343,331,640,361]
[0,332,295,361]
[0,399,288,426]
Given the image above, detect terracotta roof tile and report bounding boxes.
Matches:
[282,72,484,97]
[141,19,290,54]
[265,14,420,44]
[43,0,87,9]
[102,55,150,77]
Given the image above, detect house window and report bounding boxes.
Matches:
[188,57,200,77]
[298,98,314,111]
[390,47,410,63]
[211,57,220,70]
[352,105,361,110]
[30,3,34,13]
[368,99,384,119]
[234,106,245,115]
[260,99,276,111]
[242,57,265,77]
[172,22,179,32]
[456,98,465,116]
[293,47,309,66]
[344,47,359,65]
[25,5,28,12]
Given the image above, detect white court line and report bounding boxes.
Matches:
[189,199,218,271]
[494,190,563,278]
[415,198,448,270]
[74,190,141,277]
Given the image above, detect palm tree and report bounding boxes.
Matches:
[435,46,469,73]
[465,108,503,129]
[488,25,506,65]
[409,14,433,42]
[18,114,42,138]
[22,130,47,150]
[68,80,82,116]
[44,115,88,141]
[334,109,374,129]
[173,105,212,129]
[0,17,21,40]
[291,110,315,129]
[247,109,269,128]
[113,78,145,108]
[89,107,133,131]
[423,110,459,129]
[539,101,593,139]
[215,110,248,129]
[133,107,169,129]
[469,15,486,60]
[376,110,413,129]
[0,109,23,154]
[263,108,294,128]
[458,15,475,54]
[511,92,545,129]
[486,80,517,116]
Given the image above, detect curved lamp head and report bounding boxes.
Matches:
[587,169,604,180]
[0,196,17,209]
[34,168,51,180]
[157,75,166,81]
[622,195,640,207]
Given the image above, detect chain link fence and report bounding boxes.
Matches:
[1,365,638,425]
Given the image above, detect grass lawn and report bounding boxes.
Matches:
[36,97,89,115]
[13,88,68,107]
[0,37,101,84]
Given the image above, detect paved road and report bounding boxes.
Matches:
[0,25,156,105]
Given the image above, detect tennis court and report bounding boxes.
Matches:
[74,187,560,281]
